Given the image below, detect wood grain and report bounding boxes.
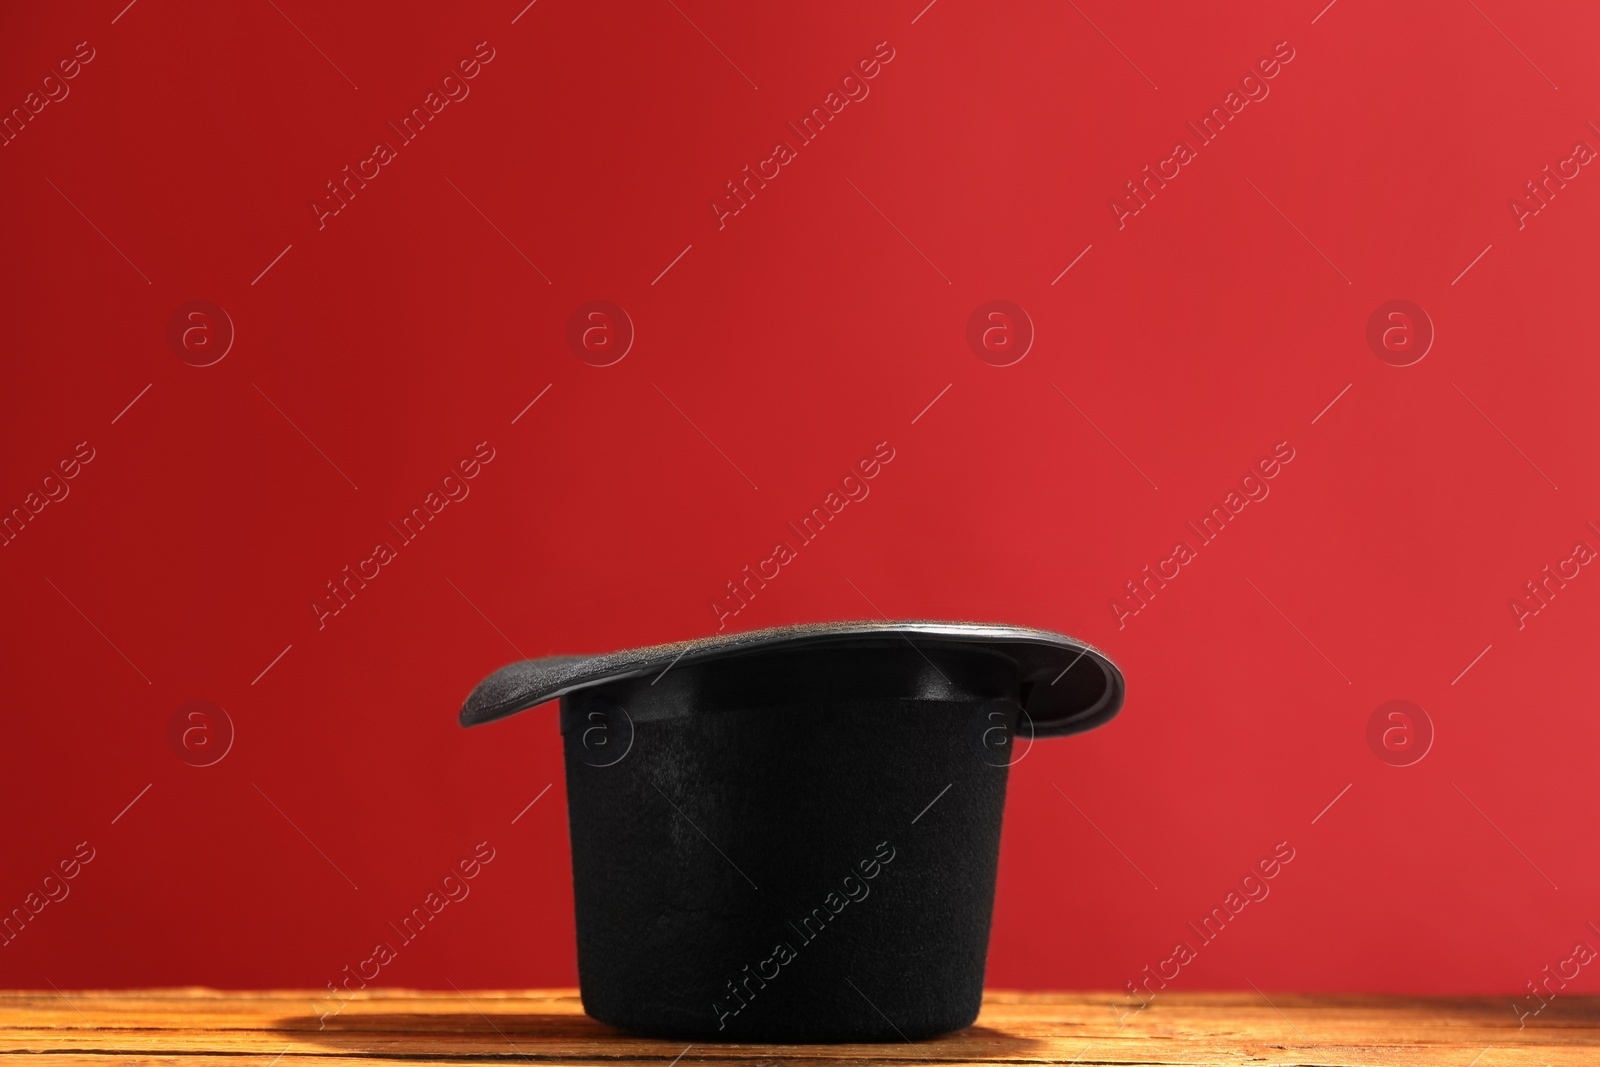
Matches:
[3,989,1597,1066]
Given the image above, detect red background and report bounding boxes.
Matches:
[5,0,1600,1001]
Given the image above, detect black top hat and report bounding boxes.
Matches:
[458,621,1125,1043]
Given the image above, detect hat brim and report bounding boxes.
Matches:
[459,620,1124,738]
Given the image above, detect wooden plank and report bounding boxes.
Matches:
[1,990,1596,1067]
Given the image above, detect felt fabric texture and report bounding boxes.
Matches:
[460,620,1123,737]
[561,645,1020,1041]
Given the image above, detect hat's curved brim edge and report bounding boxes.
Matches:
[458,621,1124,738]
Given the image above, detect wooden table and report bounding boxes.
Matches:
[5,989,1597,1066]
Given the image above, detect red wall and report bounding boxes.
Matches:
[5,0,1599,1006]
